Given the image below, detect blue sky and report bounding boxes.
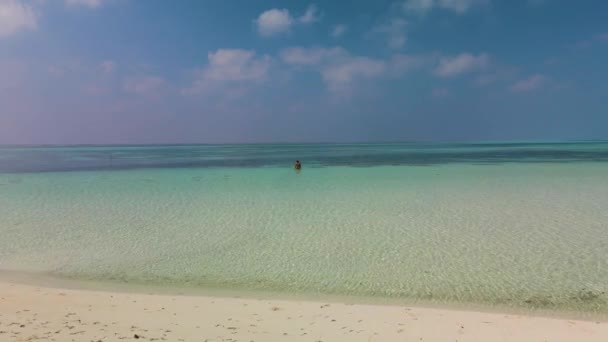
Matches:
[0,0,607,144]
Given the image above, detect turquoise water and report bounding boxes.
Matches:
[1,143,608,314]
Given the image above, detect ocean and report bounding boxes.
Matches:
[1,142,607,314]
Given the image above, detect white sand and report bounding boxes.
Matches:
[0,280,606,342]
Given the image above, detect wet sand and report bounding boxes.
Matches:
[1,280,607,342]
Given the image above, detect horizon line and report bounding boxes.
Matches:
[1,139,607,148]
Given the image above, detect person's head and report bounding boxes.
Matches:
[296,160,300,164]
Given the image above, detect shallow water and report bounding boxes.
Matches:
[1,143,607,314]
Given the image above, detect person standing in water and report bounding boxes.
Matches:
[294,160,301,170]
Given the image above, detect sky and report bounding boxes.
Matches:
[0,0,607,145]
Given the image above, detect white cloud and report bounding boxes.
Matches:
[183,49,271,95]
[255,5,321,37]
[439,0,485,13]
[434,53,489,77]
[299,4,320,24]
[123,76,165,95]
[65,0,103,8]
[371,18,407,50]
[0,0,37,38]
[203,49,270,82]
[509,74,546,92]
[321,57,386,92]
[100,60,116,74]
[280,47,347,66]
[403,0,487,14]
[331,24,347,38]
[597,32,608,41]
[389,54,426,75]
[573,32,608,49]
[281,46,384,92]
[403,0,435,13]
[255,8,293,37]
[281,46,424,94]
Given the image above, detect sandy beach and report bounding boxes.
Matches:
[0,281,606,342]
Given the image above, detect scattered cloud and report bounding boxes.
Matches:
[100,60,116,74]
[255,8,293,37]
[331,24,347,38]
[574,41,593,49]
[597,32,608,41]
[403,0,488,14]
[255,5,321,37]
[202,49,271,82]
[0,0,37,38]
[65,0,103,8]
[573,32,608,49]
[390,54,427,75]
[281,46,385,92]
[281,46,425,94]
[436,0,488,13]
[509,74,546,92]
[299,4,320,24]
[371,18,408,50]
[123,75,165,95]
[321,57,386,93]
[403,0,435,13]
[183,49,271,95]
[280,47,347,66]
[434,53,489,77]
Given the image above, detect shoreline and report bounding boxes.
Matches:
[3,269,608,322]
[1,280,607,342]
[2,269,607,323]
